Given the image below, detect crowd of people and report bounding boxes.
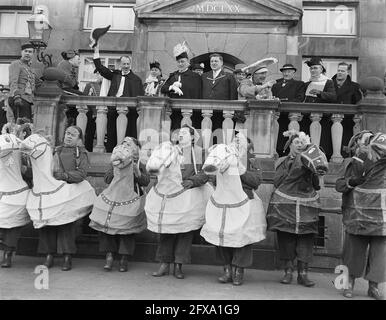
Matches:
[0,42,385,301]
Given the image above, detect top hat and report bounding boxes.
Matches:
[280,63,297,72]
[305,57,326,73]
[89,25,111,48]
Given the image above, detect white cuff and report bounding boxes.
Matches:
[352,156,364,164]
[93,52,100,59]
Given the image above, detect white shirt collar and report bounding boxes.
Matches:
[213,69,222,79]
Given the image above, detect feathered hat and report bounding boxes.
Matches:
[89,25,111,49]
[173,41,189,61]
[243,57,278,75]
[305,57,326,73]
[283,129,311,151]
[149,61,161,71]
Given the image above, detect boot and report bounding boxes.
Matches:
[119,255,129,272]
[152,263,170,277]
[218,265,233,283]
[297,261,315,287]
[368,281,384,300]
[343,276,355,298]
[43,254,54,269]
[233,267,244,286]
[280,260,293,284]
[1,251,13,268]
[173,263,184,279]
[61,254,72,271]
[104,252,114,271]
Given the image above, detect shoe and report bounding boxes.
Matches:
[173,263,184,279]
[1,251,13,268]
[61,254,72,271]
[233,267,244,286]
[368,281,384,300]
[343,276,355,298]
[218,265,233,283]
[280,260,293,284]
[104,252,114,271]
[119,255,129,272]
[43,254,54,268]
[152,263,170,277]
[297,262,315,287]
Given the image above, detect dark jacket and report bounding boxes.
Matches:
[104,161,150,196]
[201,70,238,100]
[332,74,362,104]
[53,146,89,184]
[272,78,306,102]
[240,152,262,199]
[304,79,337,103]
[161,69,202,99]
[180,145,209,187]
[93,58,144,97]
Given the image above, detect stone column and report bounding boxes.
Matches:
[116,106,128,145]
[331,114,344,163]
[94,106,108,153]
[353,114,362,135]
[181,109,193,127]
[201,110,213,151]
[76,105,88,140]
[271,111,280,158]
[309,113,323,146]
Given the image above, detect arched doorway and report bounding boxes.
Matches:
[190,52,245,73]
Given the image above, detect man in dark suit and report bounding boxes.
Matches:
[202,53,238,100]
[93,44,144,152]
[272,64,306,102]
[331,62,363,104]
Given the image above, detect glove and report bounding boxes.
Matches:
[172,81,182,88]
[348,176,365,187]
[181,180,194,189]
[312,174,321,191]
[171,86,183,96]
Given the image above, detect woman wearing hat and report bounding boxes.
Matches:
[192,63,204,76]
[272,64,306,102]
[144,61,165,97]
[304,57,336,103]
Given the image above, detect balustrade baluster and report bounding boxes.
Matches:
[201,110,213,151]
[272,111,280,157]
[181,109,193,127]
[331,114,344,163]
[353,114,363,135]
[94,106,108,153]
[309,113,323,146]
[222,111,234,145]
[288,112,302,131]
[116,106,128,145]
[75,105,88,140]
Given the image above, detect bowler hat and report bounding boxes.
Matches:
[280,64,297,72]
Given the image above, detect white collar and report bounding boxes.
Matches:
[213,69,222,78]
[122,70,131,76]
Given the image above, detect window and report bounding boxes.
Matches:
[302,5,356,36]
[78,53,127,91]
[301,57,358,82]
[84,3,135,32]
[0,11,31,37]
[0,62,11,86]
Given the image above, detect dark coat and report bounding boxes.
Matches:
[161,69,201,99]
[53,146,89,184]
[93,58,144,97]
[201,70,238,100]
[240,152,262,199]
[180,145,209,187]
[304,79,337,103]
[267,155,321,234]
[104,161,150,196]
[332,75,362,104]
[271,78,306,102]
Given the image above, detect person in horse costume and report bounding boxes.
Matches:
[146,125,212,279]
[200,132,266,285]
[0,133,30,267]
[336,131,386,300]
[89,137,150,272]
[267,130,328,287]
[21,126,96,271]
